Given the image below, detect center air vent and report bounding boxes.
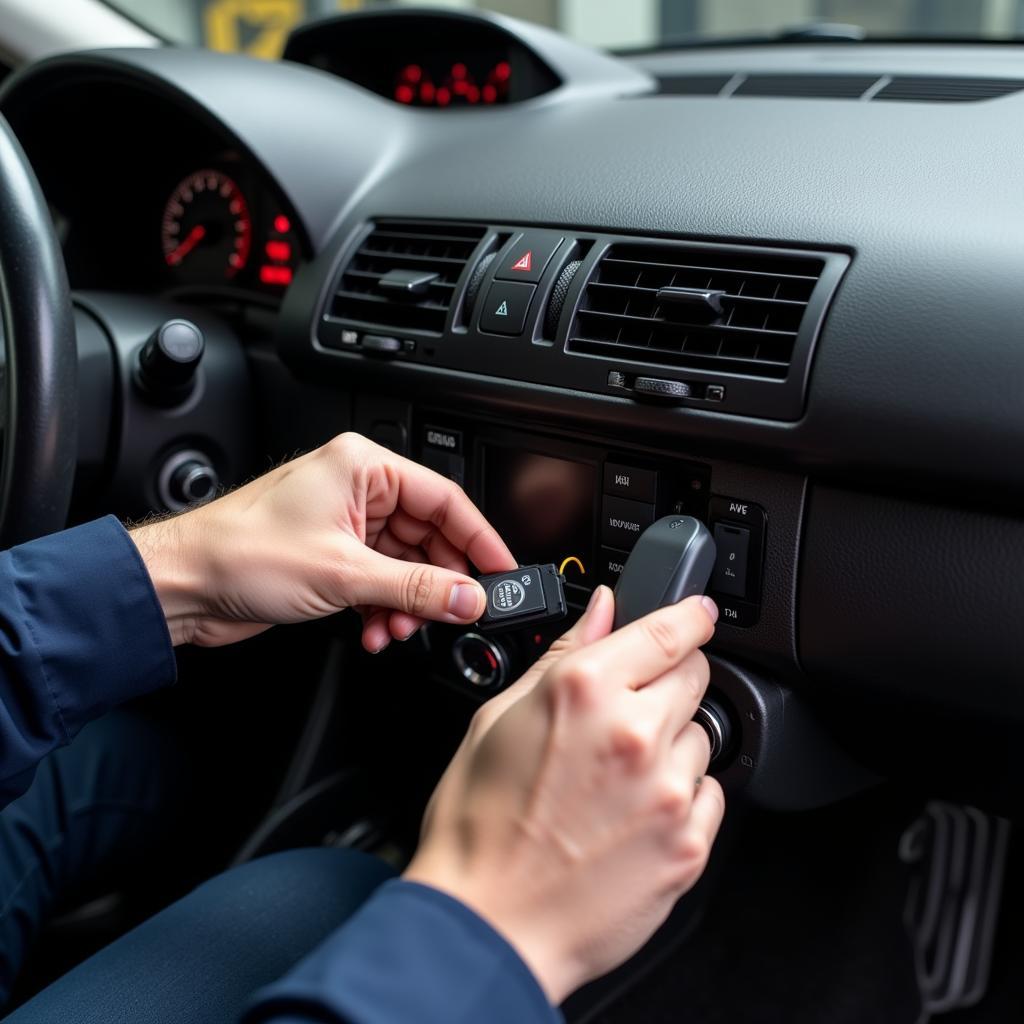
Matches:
[329,220,487,334]
[568,243,826,380]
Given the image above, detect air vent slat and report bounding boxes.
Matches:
[577,309,797,339]
[586,281,808,309]
[600,256,820,283]
[330,220,487,335]
[370,229,485,245]
[356,249,470,267]
[568,243,825,381]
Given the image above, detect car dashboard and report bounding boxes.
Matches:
[3,7,1024,811]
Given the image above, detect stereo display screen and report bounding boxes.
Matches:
[483,447,597,577]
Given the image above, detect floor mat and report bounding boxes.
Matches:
[593,789,924,1024]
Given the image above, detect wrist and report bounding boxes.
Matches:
[129,514,209,645]
[403,853,579,1005]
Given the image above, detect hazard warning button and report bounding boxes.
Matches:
[494,231,564,284]
[479,281,536,336]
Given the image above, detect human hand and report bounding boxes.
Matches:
[130,433,516,650]
[404,586,724,1004]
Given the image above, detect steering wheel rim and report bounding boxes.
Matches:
[0,113,77,547]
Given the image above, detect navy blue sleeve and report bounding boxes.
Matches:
[244,879,562,1024]
[0,515,176,806]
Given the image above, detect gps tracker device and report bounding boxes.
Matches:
[612,516,717,630]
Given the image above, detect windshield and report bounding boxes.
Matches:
[103,1,1024,58]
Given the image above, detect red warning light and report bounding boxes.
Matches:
[435,87,451,107]
[259,265,293,286]
[451,62,468,80]
[265,240,292,262]
[420,81,435,103]
[395,83,415,104]
[493,61,511,82]
[401,63,423,84]
[273,214,290,234]
[482,84,497,104]
[511,250,533,272]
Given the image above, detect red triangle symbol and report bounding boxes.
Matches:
[511,250,533,272]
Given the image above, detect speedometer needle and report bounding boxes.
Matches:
[165,224,206,266]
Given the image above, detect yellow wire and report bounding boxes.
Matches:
[558,556,586,576]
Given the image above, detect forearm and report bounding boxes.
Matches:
[128,514,208,647]
[243,880,561,1024]
[0,516,176,806]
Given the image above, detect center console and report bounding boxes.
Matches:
[408,413,768,694]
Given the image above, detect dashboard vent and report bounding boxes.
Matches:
[658,74,734,95]
[872,76,1024,102]
[568,244,825,380]
[732,73,878,99]
[654,72,1024,103]
[330,220,487,334]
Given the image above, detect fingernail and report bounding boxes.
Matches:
[398,625,419,642]
[584,585,605,613]
[701,596,719,624]
[448,583,482,620]
[370,639,390,655]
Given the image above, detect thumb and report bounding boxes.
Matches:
[344,547,486,624]
[475,584,617,728]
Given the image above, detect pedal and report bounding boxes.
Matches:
[898,801,1010,1015]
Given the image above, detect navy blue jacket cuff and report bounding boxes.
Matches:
[0,515,176,802]
[244,879,561,1024]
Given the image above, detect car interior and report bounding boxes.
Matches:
[0,1,1022,1020]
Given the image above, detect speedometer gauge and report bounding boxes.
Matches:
[161,169,251,283]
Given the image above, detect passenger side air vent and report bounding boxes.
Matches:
[329,220,487,334]
[568,243,826,380]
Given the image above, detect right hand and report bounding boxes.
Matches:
[404,585,724,1004]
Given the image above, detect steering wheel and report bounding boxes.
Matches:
[0,113,77,548]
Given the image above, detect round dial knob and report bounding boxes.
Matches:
[170,459,218,506]
[158,450,218,511]
[693,697,733,767]
[136,319,205,403]
[452,632,510,689]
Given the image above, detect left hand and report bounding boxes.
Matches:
[130,433,516,650]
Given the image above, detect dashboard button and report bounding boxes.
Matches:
[604,462,657,504]
[711,523,750,598]
[422,425,463,456]
[422,450,464,487]
[599,547,631,588]
[494,231,564,284]
[479,281,536,335]
[715,598,759,628]
[601,495,655,550]
[362,334,401,354]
